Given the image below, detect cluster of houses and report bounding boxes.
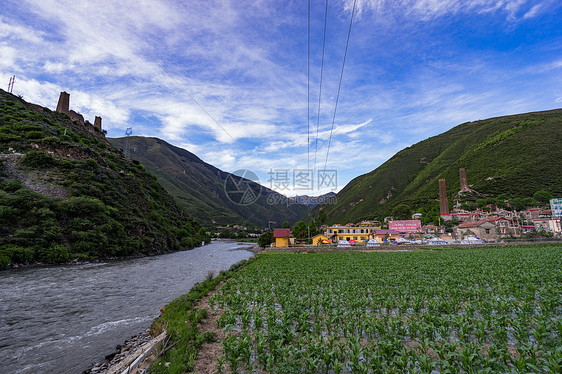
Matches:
[272,199,562,247]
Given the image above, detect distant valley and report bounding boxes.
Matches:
[108,136,310,227]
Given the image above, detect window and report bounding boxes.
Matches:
[485,229,490,234]
[353,236,358,240]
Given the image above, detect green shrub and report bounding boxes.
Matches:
[59,134,73,143]
[0,125,14,133]
[40,244,70,264]
[14,123,42,132]
[2,179,22,192]
[0,254,9,269]
[20,151,55,168]
[72,253,92,262]
[0,205,17,223]
[40,136,62,147]
[0,133,20,142]
[0,245,34,263]
[60,196,111,217]
[25,130,44,139]
[84,158,99,169]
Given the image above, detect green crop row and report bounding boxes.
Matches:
[209,246,562,373]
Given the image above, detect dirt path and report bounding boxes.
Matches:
[192,283,226,374]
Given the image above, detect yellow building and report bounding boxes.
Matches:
[311,234,330,245]
[374,229,402,243]
[324,222,381,242]
[274,228,291,247]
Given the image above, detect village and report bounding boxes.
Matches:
[272,200,561,248]
[271,169,562,248]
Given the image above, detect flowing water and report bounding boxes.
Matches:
[0,240,254,373]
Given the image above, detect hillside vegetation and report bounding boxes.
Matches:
[0,90,208,268]
[310,109,562,224]
[108,136,310,227]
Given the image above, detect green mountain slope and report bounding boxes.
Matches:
[0,90,208,267]
[108,136,310,227]
[310,109,562,224]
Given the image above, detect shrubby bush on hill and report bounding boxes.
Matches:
[0,90,209,268]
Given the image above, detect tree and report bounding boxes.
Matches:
[509,197,525,211]
[317,209,327,226]
[534,190,552,205]
[391,203,411,220]
[282,221,291,228]
[292,221,307,239]
[258,231,274,248]
[307,220,319,238]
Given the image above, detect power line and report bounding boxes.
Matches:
[323,0,357,172]
[313,56,413,155]
[313,0,329,174]
[307,0,311,172]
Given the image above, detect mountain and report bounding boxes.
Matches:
[0,90,208,267]
[309,109,562,224]
[290,192,337,208]
[107,136,310,227]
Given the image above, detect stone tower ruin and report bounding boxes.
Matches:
[439,178,449,215]
[94,116,102,131]
[56,91,70,113]
[459,168,469,192]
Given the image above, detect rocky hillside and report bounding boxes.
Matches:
[309,109,562,224]
[0,90,208,268]
[108,136,311,227]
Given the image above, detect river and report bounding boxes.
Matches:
[0,240,255,374]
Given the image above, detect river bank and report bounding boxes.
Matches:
[0,241,255,374]
[83,242,260,374]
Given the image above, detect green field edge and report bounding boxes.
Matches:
[147,256,258,373]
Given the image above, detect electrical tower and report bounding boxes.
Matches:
[124,127,133,158]
[7,75,15,93]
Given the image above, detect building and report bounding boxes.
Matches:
[533,217,561,233]
[422,225,444,236]
[324,223,381,242]
[389,220,422,233]
[273,228,291,247]
[550,198,562,217]
[311,234,330,245]
[453,217,519,240]
[521,208,551,221]
[373,229,402,243]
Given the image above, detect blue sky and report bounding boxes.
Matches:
[1,0,561,196]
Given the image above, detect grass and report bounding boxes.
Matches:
[311,109,562,225]
[205,245,562,373]
[0,89,209,266]
[148,258,255,373]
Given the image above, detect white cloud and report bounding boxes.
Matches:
[344,0,547,22]
[522,3,542,19]
[0,17,45,43]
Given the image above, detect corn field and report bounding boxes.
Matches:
[210,245,562,373]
